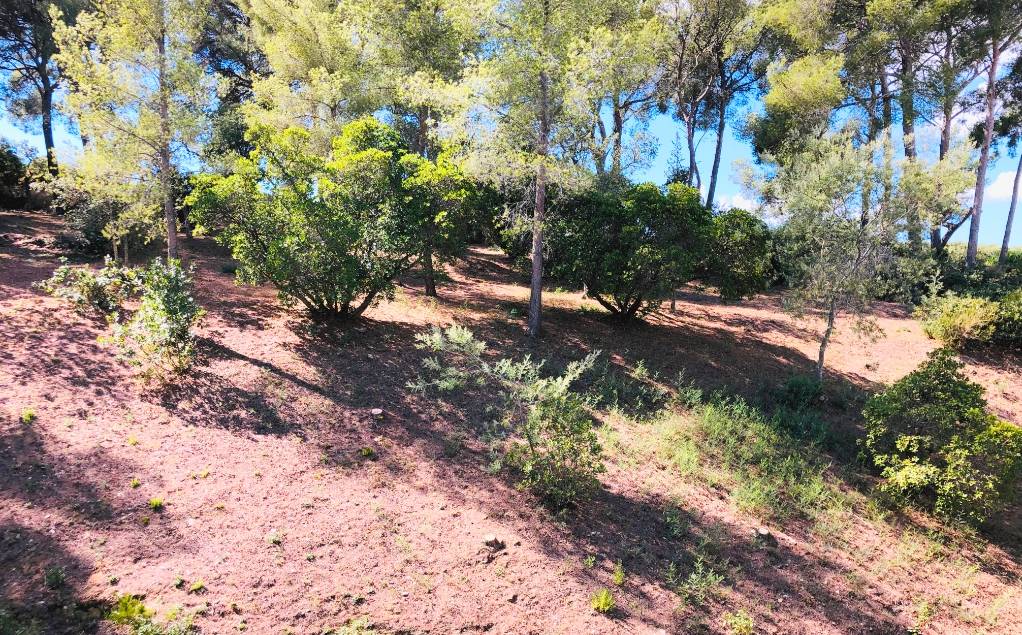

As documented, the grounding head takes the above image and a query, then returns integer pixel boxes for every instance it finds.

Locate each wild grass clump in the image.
[695,397,838,520]
[411,325,604,510]
[108,594,194,635]
[590,588,615,613]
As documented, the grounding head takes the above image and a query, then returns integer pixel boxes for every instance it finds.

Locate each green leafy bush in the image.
[994,289,1022,348]
[37,257,136,314]
[110,259,203,374]
[547,182,711,319]
[915,293,998,348]
[863,349,1022,524]
[704,208,772,301]
[412,325,605,509]
[188,118,469,319]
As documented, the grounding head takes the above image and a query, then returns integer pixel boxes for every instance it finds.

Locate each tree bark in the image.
[423,226,437,297]
[40,74,57,176]
[528,2,550,338]
[706,98,726,209]
[611,101,623,177]
[685,113,699,190]
[899,48,923,249]
[967,40,1002,269]
[816,297,837,383]
[999,151,1022,267]
[157,8,177,260]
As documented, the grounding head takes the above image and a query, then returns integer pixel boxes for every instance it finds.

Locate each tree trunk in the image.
[611,102,623,177]
[999,151,1022,267]
[899,49,923,249]
[685,113,699,190]
[423,230,437,297]
[528,4,550,338]
[157,12,178,260]
[706,98,726,209]
[967,40,1002,269]
[816,297,837,383]
[40,75,57,176]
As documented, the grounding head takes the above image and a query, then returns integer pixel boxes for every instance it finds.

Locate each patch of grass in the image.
[173,576,185,589]
[358,446,376,459]
[107,594,195,634]
[188,580,205,595]
[611,561,625,586]
[582,554,596,569]
[19,408,36,424]
[130,478,141,489]
[674,557,724,607]
[723,609,754,635]
[148,498,164,512]
[43,567,65,590]
[266,530,284,546]
[590,588,615,614]
[126,436,139,447]
[0,606,42,635]
[108,595,154,625]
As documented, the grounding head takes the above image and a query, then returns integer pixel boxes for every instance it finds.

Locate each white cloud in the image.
[716,192,757,211]
[986,169,1019,202]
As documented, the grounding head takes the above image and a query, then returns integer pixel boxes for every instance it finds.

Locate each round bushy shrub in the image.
[914,293,999,349]
[704,208,772,301]
[547,182,711,319]
[863,349,1022,524]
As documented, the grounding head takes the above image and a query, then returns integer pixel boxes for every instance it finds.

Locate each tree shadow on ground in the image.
[0,420,184,634]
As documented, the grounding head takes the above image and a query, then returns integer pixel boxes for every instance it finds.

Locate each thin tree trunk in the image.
[611,102,623,177]
[967,40,1002,268]
[999,151,1022,267]
[900,49,923,249]
[685,114,699,190]
[40,75,57,176]
[706,98,726,209]
[157,10,177,260]
[528,3,550,338]
[423,229,437,297]
[816,297,837,383]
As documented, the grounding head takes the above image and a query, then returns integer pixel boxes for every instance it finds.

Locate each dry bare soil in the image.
[1,209,1021,634]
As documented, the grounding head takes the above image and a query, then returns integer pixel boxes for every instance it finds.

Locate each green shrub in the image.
[863,349,1022,524]
[37,257,136,315]
[546,182,711,319]
[412,325,605,509]
[590,588,615,613]
[188,118,470,319]
[994,289,1022,347]
[704,208,772,301]
[111,259,203,375]
[915,293,999,348]
[773,374,823,411]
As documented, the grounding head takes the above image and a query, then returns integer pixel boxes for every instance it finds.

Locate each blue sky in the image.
[3,102,1019,247]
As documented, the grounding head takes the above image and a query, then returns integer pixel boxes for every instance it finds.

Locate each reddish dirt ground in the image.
[1,209,1021,634]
